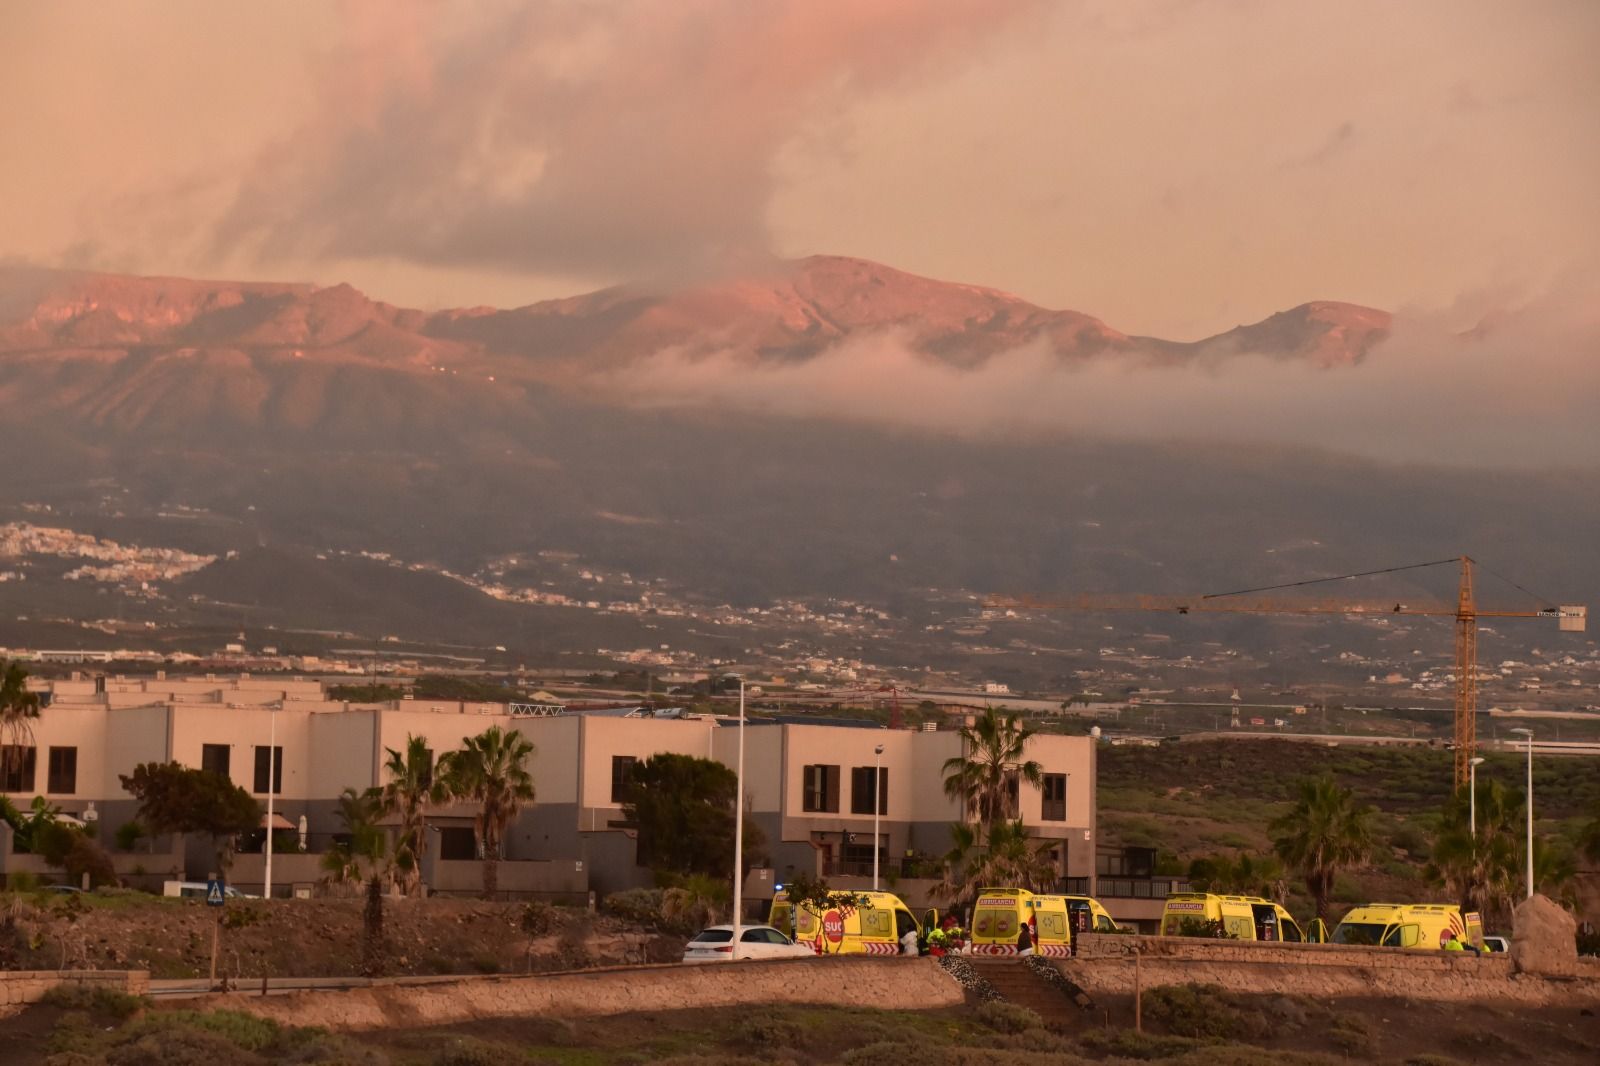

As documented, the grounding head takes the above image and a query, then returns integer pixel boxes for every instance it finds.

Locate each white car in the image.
[682,924,816,963]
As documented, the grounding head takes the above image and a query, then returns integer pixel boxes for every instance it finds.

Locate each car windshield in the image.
[1331,922,1387,946]
[690,929,734,944]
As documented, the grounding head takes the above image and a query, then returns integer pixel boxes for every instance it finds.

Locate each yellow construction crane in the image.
[987,556,1586,787]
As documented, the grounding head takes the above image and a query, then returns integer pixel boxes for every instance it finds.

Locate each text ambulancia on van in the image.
[769,889,932,956]
[969,888,1073,957]
[1330,904,1483,950]
[1160,892,1307,941]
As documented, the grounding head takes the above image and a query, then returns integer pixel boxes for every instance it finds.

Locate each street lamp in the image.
[872,744,884,891]
[732,681,747,946]
[264,705,277,901]
[1509,728,1534,899]
[1468,757,1485,838]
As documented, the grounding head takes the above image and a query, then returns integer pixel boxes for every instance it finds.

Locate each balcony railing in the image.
[1094,876,1192,899]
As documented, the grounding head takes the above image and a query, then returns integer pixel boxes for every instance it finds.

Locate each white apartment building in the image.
[3,675,1096,903]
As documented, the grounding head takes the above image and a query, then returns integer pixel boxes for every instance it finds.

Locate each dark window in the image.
[802,764,840,813]
[1041,773,1067,821]
[850,766,888,815]
[439,826,477,861]
[47,746,78,794]
[252,746,283,794]
[611,755,638,803]
[1,746,37,793]
[201,744,230,779]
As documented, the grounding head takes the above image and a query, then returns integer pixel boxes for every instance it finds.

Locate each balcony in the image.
[1094,876,1192,899]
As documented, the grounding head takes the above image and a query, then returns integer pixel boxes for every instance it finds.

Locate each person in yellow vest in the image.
[1442,932,1465,952]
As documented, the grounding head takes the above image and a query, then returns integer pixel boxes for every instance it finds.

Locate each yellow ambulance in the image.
[770,889,932,956]
[1064,895,1120,937]
[1330,903,1483,950]
[1159,892,1308,941]
[969,887,1074,957]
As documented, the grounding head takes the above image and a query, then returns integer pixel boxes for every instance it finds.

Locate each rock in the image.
[1510,894,1580,977]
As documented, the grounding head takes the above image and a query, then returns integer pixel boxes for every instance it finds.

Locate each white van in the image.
[161,880,254,900]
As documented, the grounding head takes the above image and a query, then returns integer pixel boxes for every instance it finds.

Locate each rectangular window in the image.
[253,745,283,794]
[200,743,230,779]
[0,745,37,793]
[1041,773,1067,821]
[611,755,638,803]
[47,746,78,795]
[801,764,840,813]
[850,766,888,815]
[439,826,477,861]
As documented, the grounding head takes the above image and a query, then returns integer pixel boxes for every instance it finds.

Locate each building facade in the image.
[3,675,1097,904]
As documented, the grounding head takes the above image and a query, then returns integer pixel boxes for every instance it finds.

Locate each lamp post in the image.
[264,706,276,901]
[732,681,746,947]
[1509,727,1534,899]
[1468,757,1485,838]
[872,743,884,891]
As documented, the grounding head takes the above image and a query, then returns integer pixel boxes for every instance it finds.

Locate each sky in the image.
[2,0,1596,341]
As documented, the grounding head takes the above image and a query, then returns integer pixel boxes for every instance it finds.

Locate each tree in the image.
[439,725,536,900]
[1270,776,1376,923]
[941,708,1042,842]
[622,753,762,879]
[1425,778,1522,922]
[376,735,448,896]
[1187,852,1289,903]
[118,761,261,872]
[320,787,389,976]
[1,659,42,786]
[933,820,1059,912]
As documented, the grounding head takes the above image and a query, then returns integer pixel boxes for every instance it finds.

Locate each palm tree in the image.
[321,786,389,976]
[933,820,1059,911]
[1270,776,1376,923]
[1425,778,1522,921]
[438,725,536,900]
[321,787,388,887]
[941,708,1042,842]
[377,735,448,896]
[1,659,42,788]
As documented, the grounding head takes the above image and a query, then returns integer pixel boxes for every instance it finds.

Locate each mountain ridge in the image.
[1,255,1392,376]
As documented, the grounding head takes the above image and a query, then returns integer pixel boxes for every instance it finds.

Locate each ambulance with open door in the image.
[968,887,1074,957]
[770,889,934,956]
[1160,892,1307,941]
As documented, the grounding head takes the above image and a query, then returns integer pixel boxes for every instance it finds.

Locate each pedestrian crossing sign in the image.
[206,879,226,907]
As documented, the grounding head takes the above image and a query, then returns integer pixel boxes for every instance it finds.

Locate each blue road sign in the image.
[206,879,226,907]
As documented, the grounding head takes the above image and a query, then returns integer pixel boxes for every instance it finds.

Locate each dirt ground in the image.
[0,892,683,979]
[2,983,1597,1066]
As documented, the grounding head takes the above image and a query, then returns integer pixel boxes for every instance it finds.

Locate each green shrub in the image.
[104,1025,266,1066]
[114,820,148,852]
[40,983,145,1020]
[123,1009,282,1052]
[734,1016,805,1051]
[973,1001,1042,1034]
[426,1036,515,1066]
[519,900,556,936]
[1077,1028,1202,1059]
[1327,1012,1375,1055]
[1142,984,1266,1041]
[602,887,665,926]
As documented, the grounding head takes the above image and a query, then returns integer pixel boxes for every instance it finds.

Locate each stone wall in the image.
[0,970,149,1007]
[221,957,964,1031]
[1065,933,1600,1006]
